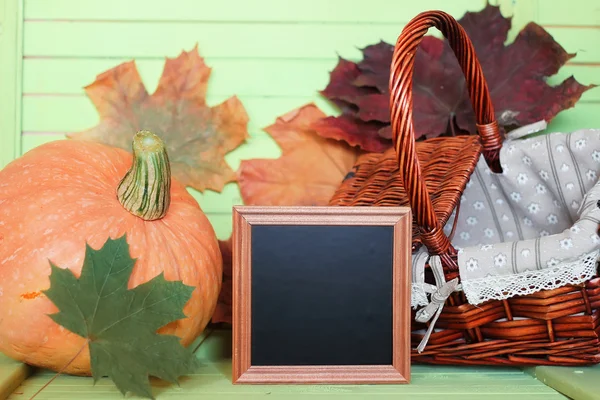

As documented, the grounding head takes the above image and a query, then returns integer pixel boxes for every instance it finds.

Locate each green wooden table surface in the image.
[529,365,600,400]
[0,330,576,400]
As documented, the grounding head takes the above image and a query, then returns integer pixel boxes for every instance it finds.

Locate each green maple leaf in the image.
[43,235,201,399]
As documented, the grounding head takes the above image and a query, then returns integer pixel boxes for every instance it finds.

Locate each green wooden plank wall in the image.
[3,0,600,239]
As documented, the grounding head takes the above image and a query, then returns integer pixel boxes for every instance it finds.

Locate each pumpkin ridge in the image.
[152,211,222,326]
[0,133,222,375]
[0,142,129,202]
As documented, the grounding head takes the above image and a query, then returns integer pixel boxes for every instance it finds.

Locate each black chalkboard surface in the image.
[232,206,411,385]
[251,224,393,366]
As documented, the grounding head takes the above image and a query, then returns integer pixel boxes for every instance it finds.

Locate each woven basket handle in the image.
[389,11,502,259]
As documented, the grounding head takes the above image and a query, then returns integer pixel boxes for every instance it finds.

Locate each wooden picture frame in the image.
[232,206,412,384]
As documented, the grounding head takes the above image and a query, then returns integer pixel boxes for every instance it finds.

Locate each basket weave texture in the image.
[328,10,600,366]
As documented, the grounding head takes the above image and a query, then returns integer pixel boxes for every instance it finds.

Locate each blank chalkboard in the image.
[232,206,411,385]
[251,224,393,366]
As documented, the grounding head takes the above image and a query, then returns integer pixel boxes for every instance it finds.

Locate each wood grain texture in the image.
[232,207,251,383]
[21,59,600,99]
[536,0,600,26]
[232,206,411,384]
[20,22,600,62]
[6,0,599,240]
[20,96,335,137]
[236,365,407,385]
[529,364,600,400]
[22,59,334,96]
[0,0,23,169]
[23,0,487,22]
[4,330,567,399]
[0,356,31,400]
[393,209,412,381]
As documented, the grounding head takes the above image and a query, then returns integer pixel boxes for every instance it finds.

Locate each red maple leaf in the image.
[314,3,596,152]
[69,45,250,193]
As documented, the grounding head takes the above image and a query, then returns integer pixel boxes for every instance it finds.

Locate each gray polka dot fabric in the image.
[440,128,600,305]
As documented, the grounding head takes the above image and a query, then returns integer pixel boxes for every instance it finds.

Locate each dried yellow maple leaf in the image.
[69,45,249,193]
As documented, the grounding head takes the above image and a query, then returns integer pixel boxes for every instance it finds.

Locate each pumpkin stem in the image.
[117,130,171,221]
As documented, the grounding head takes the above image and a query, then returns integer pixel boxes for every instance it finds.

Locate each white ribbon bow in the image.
[412,253,461,353]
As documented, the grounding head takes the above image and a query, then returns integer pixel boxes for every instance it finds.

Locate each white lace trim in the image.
[411,283,430,308]
[461,249,600,305]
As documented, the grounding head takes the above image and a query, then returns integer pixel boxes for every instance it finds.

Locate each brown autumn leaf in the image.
[237,104,361,206]
[69,45,250,193]
[314,3,596,152]
[211,237,232,325]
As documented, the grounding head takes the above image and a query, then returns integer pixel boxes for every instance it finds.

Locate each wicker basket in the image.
[329,10,600,366]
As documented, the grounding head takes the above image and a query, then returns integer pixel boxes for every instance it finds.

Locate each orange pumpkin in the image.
[0,131,222,375]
